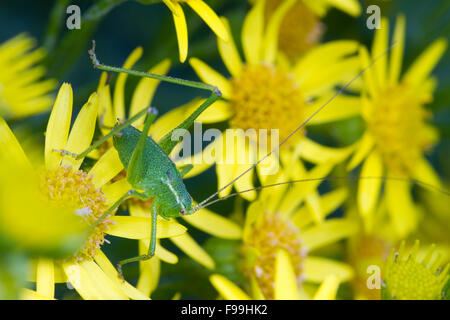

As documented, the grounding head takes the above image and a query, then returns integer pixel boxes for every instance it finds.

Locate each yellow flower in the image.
[210,257,342,300]
[383,240,449,300]
[209,162,358,300]
[258,0,361,60]
[0,83,189,300]
[160,0,229,62]
[0,155,88,257]
[0,34,55,118]
[94,47,242,297]
[347,16,447,237]
[167,0,360,201]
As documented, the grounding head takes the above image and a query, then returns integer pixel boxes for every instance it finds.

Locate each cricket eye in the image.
[179,208,187,215]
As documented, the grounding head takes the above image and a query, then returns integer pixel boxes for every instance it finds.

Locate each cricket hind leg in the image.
[117,203,158,279]
[53,106,158,160]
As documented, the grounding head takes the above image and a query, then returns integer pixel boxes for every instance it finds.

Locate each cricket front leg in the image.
[53,107,158,160]
[117,204,158,279]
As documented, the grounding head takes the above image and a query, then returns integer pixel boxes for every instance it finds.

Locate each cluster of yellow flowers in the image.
[0,0,448,300]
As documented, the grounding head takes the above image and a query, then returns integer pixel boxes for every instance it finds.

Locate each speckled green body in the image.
[113,126,192,219]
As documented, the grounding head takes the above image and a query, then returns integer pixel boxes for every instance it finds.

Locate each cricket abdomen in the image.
[113,125,192,218]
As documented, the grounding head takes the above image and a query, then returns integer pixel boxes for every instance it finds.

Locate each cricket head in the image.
[159,187,193,219]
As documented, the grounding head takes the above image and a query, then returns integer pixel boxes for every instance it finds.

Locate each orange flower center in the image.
[42,166,113,261]
[230,64,306,145]
[266,0,324,60]
[242,213,306,299]
[365,84,434,176]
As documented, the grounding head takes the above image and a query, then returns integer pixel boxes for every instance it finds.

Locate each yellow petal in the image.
[88,147,124,188]
[388,14,405,85]
[210,274,251,300]
[304,192,323,224]
[262,0,296,64]
[359,46,378,98]
[63,260,128,300]
[385,177,417,237]
[94,251,150,300]
[189,58,231,98]
[113,47,143,120]
[162,0,177,13]
[357,150,383,222]
[298,137,354,164]
[137,255,160,297]
[250,275,265,300]
[274,249,299,300]
[371,17,389,87]
[312,274,340,300]
[107,216,187,239]
[347,132,374,171]
[301,56,360,96]
[151,104,193,141]
[171,2,188,63]
[29,261,67,283]
[0,117,30,169]
[324,0,361,16]
[306,94,361,125]
[304,257,354,283]
[98,83,115,136]
[61,92,99,170]
[20,289,53,300]
[292,188,348,228]
[187,0,229,41]
[242,0,264,64]
[234,163,257,201]
[36,258,54,298]
[182,207,242,239]
[97,71,108,90]
[155,242,179,264]
[185,98,232,123]
[45,83,73,169]
[175,146,216,179]
[129,202,149,218]
[413,156,442,190]
[129,59,171,127]
[302,218,359,251]
[169,233,215,269]
[294,40,359,84]
[102,178,131,206]
[215,134,238,198]
[403,38,447,86]
[218,17,242,77]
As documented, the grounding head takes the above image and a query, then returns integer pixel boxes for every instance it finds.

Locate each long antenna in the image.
[196,176,450,211]
[194,42,397,211]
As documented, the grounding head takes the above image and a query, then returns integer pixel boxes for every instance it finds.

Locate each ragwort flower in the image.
[347,16,447,237]
[167,0,360,202]
[0,34,55,118]
[0,84,187,299]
